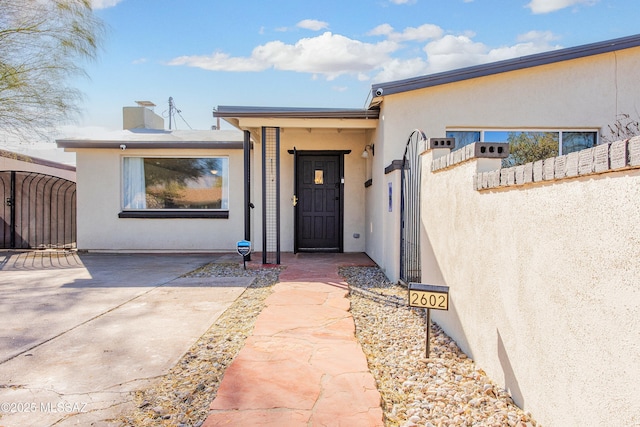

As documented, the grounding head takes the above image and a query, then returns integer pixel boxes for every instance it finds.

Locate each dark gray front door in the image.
[295,153,343,252]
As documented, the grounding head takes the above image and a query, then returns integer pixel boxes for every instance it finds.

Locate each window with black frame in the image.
[120,157,229,218]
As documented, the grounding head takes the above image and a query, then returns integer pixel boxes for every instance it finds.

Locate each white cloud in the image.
[369,23,443,42]
[169,32,399,80]
[372,57,430,83]
[389,0,416,4]
[396,24,444,42]
[169,25,562,85]
[169,51,267,72]
[91,0,124,9]
[526,0,597,14]
[256,33,399,80]
[485,40,562,62]
[517,30,559,42]
[296,19,329,31]
[368,24,394,37]
[421,32,561,74]
[422,35,489,73]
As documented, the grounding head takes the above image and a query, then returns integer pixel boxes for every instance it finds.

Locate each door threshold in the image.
[296,248,340,253]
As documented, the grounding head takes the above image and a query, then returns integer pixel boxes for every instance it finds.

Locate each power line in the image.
[165,97,193,130]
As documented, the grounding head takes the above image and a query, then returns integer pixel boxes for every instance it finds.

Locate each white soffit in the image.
[236,117,378,129]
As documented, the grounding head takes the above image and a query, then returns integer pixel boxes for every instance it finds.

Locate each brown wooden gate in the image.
[0,171,76,249]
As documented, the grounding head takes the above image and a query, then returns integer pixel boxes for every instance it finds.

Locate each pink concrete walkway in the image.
[203,253,384,427]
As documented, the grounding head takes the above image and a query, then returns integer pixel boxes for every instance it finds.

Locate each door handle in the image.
[292,195,298,206]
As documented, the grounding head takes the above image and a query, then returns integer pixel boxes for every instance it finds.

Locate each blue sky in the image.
[66,0,638,133]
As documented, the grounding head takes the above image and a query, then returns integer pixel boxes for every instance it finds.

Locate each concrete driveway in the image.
[0,251,251,427]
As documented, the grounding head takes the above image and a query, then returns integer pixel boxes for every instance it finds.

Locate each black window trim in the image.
[118,210,229,219]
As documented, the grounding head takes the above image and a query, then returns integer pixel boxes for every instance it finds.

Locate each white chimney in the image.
[123,101,165,130]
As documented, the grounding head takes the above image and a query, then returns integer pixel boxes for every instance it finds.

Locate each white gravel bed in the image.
[341,266,539,427]
[119,262,538,427]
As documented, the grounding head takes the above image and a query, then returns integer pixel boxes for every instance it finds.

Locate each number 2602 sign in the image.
[408,283,449,310]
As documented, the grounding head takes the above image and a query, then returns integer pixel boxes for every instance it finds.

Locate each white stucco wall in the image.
[421,150,640,426]
[73,148,244,251]
[250,128,369,253]
[369,46,640,282]
[69,126,369,253]
[364,124,386,267]
[363,116,407,279]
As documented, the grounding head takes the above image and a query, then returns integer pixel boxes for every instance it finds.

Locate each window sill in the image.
[118,210,229,219]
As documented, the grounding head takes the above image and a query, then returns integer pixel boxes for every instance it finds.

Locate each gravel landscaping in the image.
[342,266,538,427]
[118,262,538,427]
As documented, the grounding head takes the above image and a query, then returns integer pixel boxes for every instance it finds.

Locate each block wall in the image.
[420,137,640,427]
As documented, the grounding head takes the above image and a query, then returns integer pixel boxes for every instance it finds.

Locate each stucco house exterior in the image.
[57,34,640,265]
[57,34,640,425]
[57,105,246,251]
[209,34,640,279]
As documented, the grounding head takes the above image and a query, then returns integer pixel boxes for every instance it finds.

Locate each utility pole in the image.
[168,97,174,130]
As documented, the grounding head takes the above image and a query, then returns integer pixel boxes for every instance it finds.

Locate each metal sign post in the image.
[426,307,431,359]
[408,283,450,358]
[236,240,251,270]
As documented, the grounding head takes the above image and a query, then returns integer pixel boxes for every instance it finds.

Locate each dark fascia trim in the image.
[287,149,352,155]
[215,106,379,120]
[57,141,244,150]
[384,160,404,174]
[364,179,373,188]
[118,210,229,219]
[371,33,640,97]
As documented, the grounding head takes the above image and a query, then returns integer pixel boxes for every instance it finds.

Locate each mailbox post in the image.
[236,240,251,270]
[408,283,450,358]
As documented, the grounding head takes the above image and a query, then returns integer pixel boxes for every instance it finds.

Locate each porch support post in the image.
[9,171,16,248]
[261,127,281,264]
[243,130,251,260]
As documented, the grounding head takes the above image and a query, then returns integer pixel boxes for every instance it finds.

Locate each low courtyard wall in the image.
[420,136,640,426]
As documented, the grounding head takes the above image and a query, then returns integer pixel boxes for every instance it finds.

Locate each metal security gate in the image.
[400,130,426,284]
[0,171,76,249]
[262,127,280,264]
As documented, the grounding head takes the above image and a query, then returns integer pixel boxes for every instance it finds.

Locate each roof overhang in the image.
[56,129,244,150]
[214,106,379,131]
[57,140,244,150]
[369,33,640,101]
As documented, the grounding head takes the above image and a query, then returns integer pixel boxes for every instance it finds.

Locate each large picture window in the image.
[121,157,229,218]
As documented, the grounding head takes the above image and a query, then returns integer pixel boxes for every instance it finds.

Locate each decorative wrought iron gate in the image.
[0,171,76,249]
[400,130,426,284]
